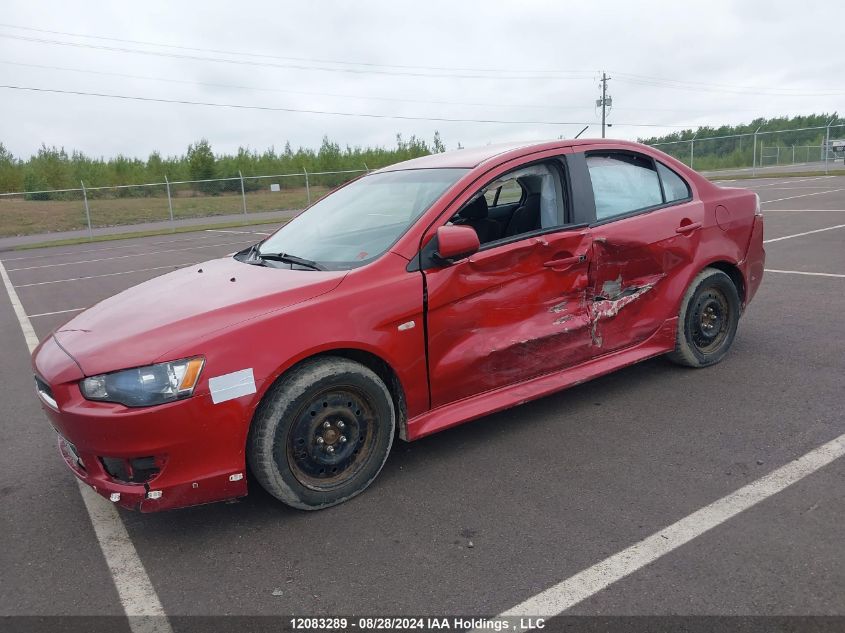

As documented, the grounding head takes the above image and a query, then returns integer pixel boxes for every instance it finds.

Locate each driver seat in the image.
[456,196,501,244]
[504,193,541,237]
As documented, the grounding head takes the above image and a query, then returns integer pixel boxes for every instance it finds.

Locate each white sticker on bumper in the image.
[208,368,257,404]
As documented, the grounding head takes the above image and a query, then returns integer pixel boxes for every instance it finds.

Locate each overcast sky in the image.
[1,1,842,160]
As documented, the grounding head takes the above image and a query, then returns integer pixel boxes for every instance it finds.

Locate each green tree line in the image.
[0,132,447,198]
[639,113,841,170]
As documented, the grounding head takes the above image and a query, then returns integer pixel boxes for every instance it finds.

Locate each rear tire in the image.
[248,357,395,510]
[668,267,740,368]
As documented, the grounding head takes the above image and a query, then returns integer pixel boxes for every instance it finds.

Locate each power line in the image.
[612,71,845,94]
[0,83,591,125]
[0,59,780,119]
[613,74,845,97]
[1,59,765,115]
[0,59,597,112]
[0,22,597,77]
[0,33,592,81]
[1,23,838,95]
[0,83,693,128]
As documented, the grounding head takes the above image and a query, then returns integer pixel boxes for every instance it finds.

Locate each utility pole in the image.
[690,131,699,169]
[596,72,612,138]
[825,117,836,175]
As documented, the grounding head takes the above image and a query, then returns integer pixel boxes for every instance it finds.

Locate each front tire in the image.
[668,267,741,368]
[248,357,395,510]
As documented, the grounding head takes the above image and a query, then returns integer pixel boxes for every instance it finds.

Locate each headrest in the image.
[521,192,541,207]
[519,175,543,195]
[459,195,488,220]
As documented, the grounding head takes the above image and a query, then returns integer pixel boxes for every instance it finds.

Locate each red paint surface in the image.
[434,224,481,260]
[32,139,764,511]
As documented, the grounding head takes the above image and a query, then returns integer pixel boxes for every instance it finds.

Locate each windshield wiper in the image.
[237,243,267,266]
[258,252,327,271]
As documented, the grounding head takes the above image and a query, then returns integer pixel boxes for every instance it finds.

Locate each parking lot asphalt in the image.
[1,182,843,625]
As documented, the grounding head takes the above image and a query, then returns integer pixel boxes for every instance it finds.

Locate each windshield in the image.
[257,168,467,269]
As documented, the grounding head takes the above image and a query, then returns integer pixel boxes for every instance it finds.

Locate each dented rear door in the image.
[575,148,705,354]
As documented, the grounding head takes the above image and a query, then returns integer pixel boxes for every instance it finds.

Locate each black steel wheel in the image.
[690,288,731,354]
[668,267,741,368]
[248,357,395,510]
[287,387,377,490]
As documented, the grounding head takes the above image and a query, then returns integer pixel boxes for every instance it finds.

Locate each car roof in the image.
[375,138,643,171]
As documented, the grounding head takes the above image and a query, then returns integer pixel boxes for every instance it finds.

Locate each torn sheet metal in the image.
[588,265,666,349]
[209,368,257,404]
[592,284,655,320]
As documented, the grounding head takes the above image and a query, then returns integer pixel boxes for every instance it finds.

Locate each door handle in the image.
[675,222,702,234]
[543,253,587,269]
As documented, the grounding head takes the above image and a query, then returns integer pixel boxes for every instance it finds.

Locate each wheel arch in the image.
[252,347,410,443]
[704,260,746,308]
[321,349,409,441]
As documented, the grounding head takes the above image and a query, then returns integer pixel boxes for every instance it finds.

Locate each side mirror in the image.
[435,225,480,263]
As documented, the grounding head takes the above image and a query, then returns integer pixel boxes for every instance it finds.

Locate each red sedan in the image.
[32,139,765,512]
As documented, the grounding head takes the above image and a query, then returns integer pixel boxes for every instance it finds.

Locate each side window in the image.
[656,162,691,202]
[483,188,499,206]
[483,179,523,207]
[494,179,523,206]
[450,162,567,246]
[586,153,663,221]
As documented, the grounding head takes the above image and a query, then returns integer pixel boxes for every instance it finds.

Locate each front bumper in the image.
[35,348,255,512]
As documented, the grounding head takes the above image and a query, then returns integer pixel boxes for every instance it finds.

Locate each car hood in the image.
[52,257,347,376]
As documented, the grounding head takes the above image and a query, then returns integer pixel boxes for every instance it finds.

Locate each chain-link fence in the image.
[0,168,367,238]
[4,122,845,240]
[646,123,845,174]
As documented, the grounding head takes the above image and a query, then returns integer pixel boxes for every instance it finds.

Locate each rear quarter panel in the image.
[635,147,761,310]
[696,182,762,306]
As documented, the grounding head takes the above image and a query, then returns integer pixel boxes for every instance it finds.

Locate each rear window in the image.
[657,162,691,202]
[586,153,663,220]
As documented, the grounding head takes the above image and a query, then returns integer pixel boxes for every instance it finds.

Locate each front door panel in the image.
[425,229,593,409]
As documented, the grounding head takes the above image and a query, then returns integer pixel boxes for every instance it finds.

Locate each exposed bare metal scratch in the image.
[592,285,654,320]
[589,284,655,346]
[590,319,603,347]
[550,301,568,313]
[554,315,574,325]
[601,275,622,297]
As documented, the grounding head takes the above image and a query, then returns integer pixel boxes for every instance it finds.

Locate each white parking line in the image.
[763,209,845,213]
[205,228,272,236]
[765,269,845,279]
[0,234,221,263]
[758,186,841,190]
[0,259,172,633]
[743,176,835,189]
[763,224,845,243]
[28,307,87,318]
[761,187,845,205]
[487,432,845,618]
[14,263,197,288]
[5,239,250,272]
[0,260,39,350]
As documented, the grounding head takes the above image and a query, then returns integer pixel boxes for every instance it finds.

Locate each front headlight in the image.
[80,357,205,407]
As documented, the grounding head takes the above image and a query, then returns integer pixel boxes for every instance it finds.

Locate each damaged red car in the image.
[32,139,765,512]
